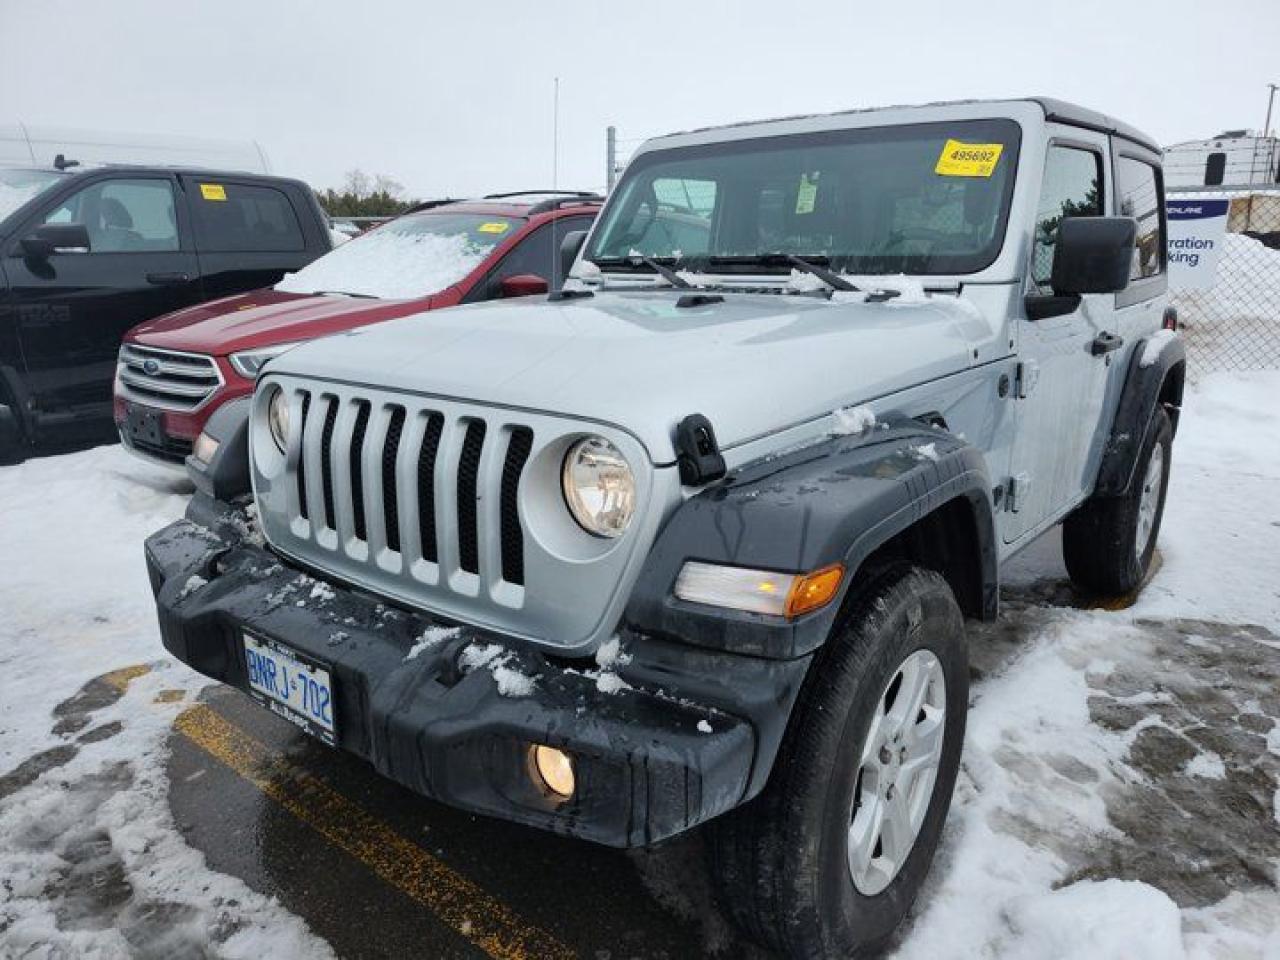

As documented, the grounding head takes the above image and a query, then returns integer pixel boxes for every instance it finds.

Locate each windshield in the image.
[0,168,64,223]
[275,212,521,299]
[586,119,1021,276]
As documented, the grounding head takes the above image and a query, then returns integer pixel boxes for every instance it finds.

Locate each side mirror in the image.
[1050,217,1135,295]
[559,230,588,281]
[499,274,549,298]
[20,223,91,260]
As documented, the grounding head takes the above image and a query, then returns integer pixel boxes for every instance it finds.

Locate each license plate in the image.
[243,633,337,745]
[125,403,164,446]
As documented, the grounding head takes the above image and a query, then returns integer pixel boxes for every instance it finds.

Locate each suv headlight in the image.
[229,342,301,379]
[562,436,635,538]
[267,387,290,452]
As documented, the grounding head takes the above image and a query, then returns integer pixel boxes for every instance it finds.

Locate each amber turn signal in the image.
[784,563,845,618]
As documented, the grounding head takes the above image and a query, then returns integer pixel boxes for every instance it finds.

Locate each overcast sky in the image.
[2,0,1277,199]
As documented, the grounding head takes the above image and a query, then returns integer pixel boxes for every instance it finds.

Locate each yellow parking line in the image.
[102,664,151,691]
[173,703,575,960]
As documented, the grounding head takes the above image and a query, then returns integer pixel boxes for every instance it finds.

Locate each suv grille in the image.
[118,345,222,411]
[287,389,532,590]
[254,376,660,653]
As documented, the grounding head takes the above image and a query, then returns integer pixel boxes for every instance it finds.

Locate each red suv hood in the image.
[127,289,435,356]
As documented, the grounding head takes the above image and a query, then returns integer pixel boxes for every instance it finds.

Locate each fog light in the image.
[531,744,575,798]
[192,432,219,464]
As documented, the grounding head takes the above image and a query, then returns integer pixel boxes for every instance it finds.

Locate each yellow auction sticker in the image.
[935,140,1004,177]
[477,222,510,234]
[200,183,228,201]
[795,173,819,214]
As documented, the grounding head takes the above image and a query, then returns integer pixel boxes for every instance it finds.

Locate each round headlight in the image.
[562,436,635,538]
[267,387,290,452]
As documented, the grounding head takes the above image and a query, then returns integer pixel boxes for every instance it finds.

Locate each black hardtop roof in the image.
[657,96,1161,156]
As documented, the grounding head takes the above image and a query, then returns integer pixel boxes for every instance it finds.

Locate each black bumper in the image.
[146,495,811,847]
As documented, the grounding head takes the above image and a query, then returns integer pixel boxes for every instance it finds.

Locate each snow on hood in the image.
[275,230,488,300]
[269,288,989,464]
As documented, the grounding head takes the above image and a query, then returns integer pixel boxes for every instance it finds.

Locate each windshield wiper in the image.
[314,290,377,299]
[695,254,860,293]
[591,255,691,289]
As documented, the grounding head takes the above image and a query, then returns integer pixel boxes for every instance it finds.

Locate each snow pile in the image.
[832,404,876,436]
[276,230,489,300]
[404,626,460,661]
[457,643,536,697]
[1139,327,1178,368]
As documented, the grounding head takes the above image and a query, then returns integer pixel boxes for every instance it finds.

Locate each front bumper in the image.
[146,495,810,847]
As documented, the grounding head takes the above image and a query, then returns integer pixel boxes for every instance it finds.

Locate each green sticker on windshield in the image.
[795,173,819,215]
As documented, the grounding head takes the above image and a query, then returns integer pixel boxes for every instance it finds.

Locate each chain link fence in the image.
[1169,190,1280,376]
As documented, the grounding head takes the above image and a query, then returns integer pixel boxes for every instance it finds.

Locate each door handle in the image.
[1090,331,1124,356]
[146,272,192,285]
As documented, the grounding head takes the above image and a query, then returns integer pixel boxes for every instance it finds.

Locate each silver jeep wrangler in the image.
[147,96,1184,957]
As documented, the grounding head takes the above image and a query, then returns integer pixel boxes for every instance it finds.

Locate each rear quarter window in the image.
[190,182,305,253]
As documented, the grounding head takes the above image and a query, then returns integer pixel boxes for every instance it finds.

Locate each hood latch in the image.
[675,414,726,486]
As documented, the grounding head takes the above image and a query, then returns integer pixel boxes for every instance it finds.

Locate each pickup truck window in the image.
[587,119,1021,275]
[0,168,63,222]
[190,182,304,253]
[44,178,179,253]
[1032,146,1103,290]
[1116,157,1164,280]
[275,212,520,300]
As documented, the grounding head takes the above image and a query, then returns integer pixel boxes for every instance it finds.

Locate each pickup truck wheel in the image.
[1063,407,1173,597]
[707,566,967,959]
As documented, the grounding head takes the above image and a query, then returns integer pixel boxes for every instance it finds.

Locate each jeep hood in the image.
[270,289,989,464]
[128,289,430,355]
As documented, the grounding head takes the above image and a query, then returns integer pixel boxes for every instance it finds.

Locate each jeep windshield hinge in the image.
[675,414,726,486]
[1014,361,1039,399]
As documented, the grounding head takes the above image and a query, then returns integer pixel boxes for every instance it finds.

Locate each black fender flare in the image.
[186,396,252,501]
[1093,334,1186,498]
[624,420,998,659]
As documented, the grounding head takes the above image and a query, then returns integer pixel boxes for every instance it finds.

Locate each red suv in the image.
[114,191,600,466]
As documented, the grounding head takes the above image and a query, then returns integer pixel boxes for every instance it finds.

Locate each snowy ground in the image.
[1,370,1278,958]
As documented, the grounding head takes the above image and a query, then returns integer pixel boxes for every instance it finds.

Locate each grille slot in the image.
[350,401,371,541]
[319,398,338,531]
[296,393,311,521]
[117,344,222,411]
[456,420,487,575]
[382,407,406,553]
[417,413,445,563]
[500,428,533,585]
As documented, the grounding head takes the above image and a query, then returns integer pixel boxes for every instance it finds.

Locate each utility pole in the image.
[552,77,560,189]
[605,126,617,193]
[1265,83,1278,138]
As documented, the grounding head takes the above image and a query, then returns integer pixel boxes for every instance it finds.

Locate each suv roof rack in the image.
[526,195,604,216]
[483,189,599,199]
[406,197,463,213]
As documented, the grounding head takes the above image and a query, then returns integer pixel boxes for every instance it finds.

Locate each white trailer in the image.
[1164,130,1280,190]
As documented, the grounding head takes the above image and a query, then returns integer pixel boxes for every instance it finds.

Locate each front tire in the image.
[1063,407,1173,597]
[708,566,968,959]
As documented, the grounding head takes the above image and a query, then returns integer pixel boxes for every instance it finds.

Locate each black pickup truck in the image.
[0,164,332,460]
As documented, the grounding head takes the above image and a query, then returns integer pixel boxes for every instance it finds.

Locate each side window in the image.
[1116,157,1164,280]
[1204,152,1226,187]
[189,182,304,253]
[44,178,178,253]
[1032,146,1103,291]
[491,225,556,287]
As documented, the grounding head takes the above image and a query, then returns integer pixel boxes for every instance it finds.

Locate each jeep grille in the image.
[251,377,665,653]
